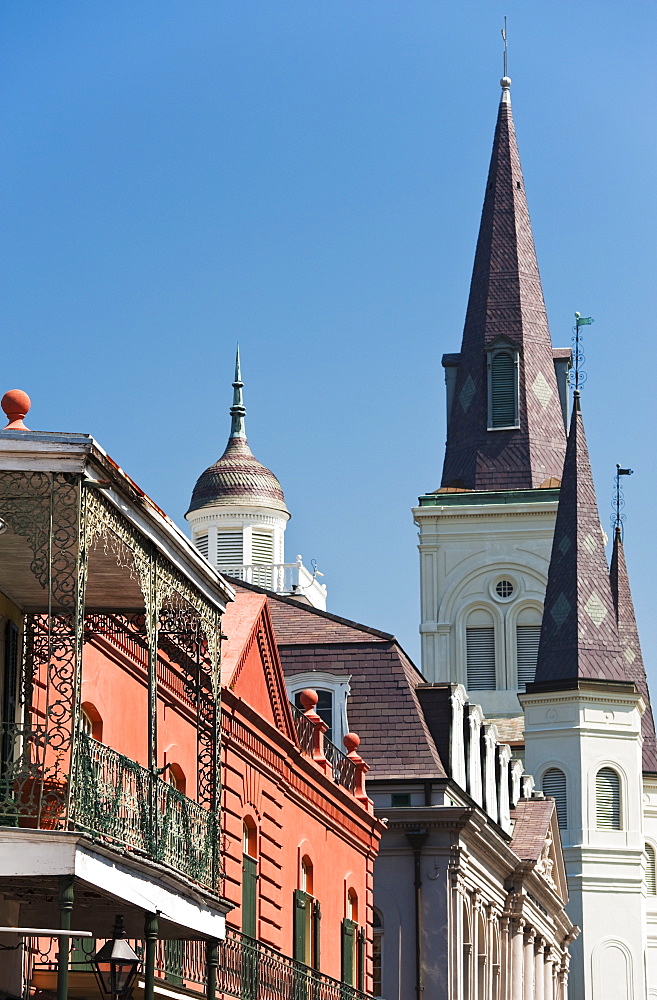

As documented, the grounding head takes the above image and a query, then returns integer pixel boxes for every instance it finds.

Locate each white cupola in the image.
[186,349,326,610]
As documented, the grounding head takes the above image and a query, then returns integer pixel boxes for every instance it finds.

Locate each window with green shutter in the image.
[488,349,519,429]
[294,889,310,964]
[242,853,258,938]
[312,899,321,970]
[341,918,357,985]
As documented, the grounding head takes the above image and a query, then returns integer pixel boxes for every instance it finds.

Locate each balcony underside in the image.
[0,829,228,939]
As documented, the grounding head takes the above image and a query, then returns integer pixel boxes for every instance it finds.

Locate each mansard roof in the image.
[610,528,657,773]
[440,81,567,492]
[533,396,625,685]
[232,580,448,780]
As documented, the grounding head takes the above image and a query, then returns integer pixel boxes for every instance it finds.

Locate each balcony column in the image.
[56,875,74,1000]
[143,911,158,1000]
[206,939,218,1000]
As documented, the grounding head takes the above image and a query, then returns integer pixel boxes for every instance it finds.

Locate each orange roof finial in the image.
[1,389,31,430]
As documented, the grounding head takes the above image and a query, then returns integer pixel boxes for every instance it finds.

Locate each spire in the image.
[534,394,625,685]
[441,79,567,491]
[610,526,657,772]
[230,346,246,439]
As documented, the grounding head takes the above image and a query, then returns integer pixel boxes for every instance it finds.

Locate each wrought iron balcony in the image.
[0,725,219,890]
[29,928,376,1000]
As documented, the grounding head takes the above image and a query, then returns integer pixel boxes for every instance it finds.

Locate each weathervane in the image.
[501,17,508,78]
[570,312,594,392]
[612,464,634,538]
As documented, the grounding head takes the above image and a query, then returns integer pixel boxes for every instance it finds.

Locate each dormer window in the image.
[287,672,350,751]
[487,342,520,430]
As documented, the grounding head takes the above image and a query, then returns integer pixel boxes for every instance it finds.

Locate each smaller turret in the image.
[186,350,326,610]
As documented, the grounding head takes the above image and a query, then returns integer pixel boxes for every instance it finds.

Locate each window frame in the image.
[486,342,520,431]
[287,673,351,752]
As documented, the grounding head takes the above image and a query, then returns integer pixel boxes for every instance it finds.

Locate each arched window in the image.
[242,819,258,938]
[167,763,186,795]
[516,608,542,689]
[372,909,383,998]
[294,856,320,970]
[542,768,567,829]
[466,609,496,691]
[80,703,102,742]
[646,844,656,895]
[342,890,364,989]
[462,898,471,998]
[488,349,519,429]
[596,767,621,829]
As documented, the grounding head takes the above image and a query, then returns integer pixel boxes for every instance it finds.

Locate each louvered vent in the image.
[252,531,274,563]
[217,531,243,566]
[646,845,657,895]
[490,351,517,428]
[466,627,495,690]
[516,625,541,689]
[596,767,621,830]
[195,533,209,558]
[542,768,567,829]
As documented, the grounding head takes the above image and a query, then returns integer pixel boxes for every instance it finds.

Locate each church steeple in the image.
[610,526,657,772]
[533,394,625,685]
[441,78,567,491]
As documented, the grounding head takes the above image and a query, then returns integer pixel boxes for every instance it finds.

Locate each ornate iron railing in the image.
[76,732,218,887]
[28,930,377,1000]
[290,706,357,794]
[219,927,372,1000]
[0,725,218,889]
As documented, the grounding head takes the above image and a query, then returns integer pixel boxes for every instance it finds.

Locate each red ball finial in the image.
[343,732,361,753]
[299,689,318,711]
[1,390,31,430]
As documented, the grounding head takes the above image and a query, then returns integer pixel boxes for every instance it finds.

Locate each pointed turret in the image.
[229,346,247,439]
[610,527,657,772]
[533,394,625,684]
[441,78,567,491]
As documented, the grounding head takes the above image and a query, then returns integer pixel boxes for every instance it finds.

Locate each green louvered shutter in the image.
[490,351,517,427]
[312,899,321,970]
[357,926,366,991]
[341,918,356,985]
[242,854,258,938]
[294,889,308,963]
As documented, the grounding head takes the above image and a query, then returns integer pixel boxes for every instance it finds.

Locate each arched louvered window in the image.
[646,844,657,895]
[596,767,621,829]
[488,350,519,429]
[542,768,567,829]
[466,610,496,691]
[516,612,542,689]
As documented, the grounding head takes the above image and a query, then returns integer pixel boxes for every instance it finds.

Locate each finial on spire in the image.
[570,312,594,393]
[500,18,511,102]
[612,463,634,538]
[229,346,247,439]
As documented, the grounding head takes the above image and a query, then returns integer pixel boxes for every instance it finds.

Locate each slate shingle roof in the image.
[441,85,567,492]
[510,797,555,861]
[188,435,289,515]
[610,528,657,773]
[534,397,625,684]
[233,582,448,780]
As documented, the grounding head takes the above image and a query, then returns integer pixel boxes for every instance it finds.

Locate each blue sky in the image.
[1,2,656,675]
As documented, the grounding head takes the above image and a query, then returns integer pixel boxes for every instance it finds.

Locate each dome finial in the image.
[2,389,31,430]
[230,345,247,439]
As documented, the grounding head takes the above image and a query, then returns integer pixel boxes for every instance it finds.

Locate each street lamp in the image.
[92,915,141,1000]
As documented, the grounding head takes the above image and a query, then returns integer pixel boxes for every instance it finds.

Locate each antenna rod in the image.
[501,17,508,78]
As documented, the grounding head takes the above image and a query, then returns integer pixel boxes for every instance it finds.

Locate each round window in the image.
[495,579,514,599]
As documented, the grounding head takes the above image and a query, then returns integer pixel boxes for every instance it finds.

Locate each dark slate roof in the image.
[440,83,567,492]
[187,435,289,516]
[534,397,625,684]
[610,528,657,773]
[232,582,448,780]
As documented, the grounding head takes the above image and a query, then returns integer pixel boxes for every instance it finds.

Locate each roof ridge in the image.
[232,579,396,641]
